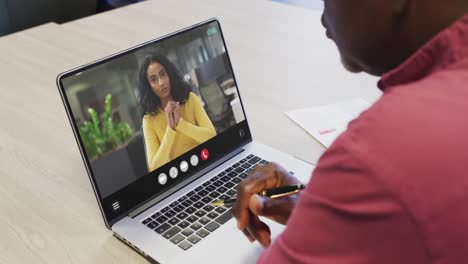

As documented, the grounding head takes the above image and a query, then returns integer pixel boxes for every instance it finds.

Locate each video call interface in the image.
[61,22,245,199]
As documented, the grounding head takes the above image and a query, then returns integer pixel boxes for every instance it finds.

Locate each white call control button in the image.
[169,167,178,179]
[180,161,189,172]
[190,155,199,166]
[158,173,168,185]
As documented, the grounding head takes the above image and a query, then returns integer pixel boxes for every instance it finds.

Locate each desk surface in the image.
[0,0,380,262]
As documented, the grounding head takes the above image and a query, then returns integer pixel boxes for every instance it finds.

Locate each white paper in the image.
[286,98,371,148]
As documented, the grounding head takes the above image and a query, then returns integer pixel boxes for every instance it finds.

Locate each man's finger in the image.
[246,212,271,248]
[234,170,277,230]
[242,229,254,243]
[249,194,296,224]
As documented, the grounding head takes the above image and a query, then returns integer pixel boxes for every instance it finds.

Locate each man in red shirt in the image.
[233,1,468,263]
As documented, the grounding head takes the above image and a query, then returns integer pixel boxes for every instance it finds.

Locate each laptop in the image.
[57,18,314,263]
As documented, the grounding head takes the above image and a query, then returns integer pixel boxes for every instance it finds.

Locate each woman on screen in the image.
[138,53,216,172]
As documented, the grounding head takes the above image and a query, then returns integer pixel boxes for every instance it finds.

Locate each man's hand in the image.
[232,162,302,248]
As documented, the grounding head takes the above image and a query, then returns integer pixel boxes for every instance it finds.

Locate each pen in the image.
[210,184,306,207]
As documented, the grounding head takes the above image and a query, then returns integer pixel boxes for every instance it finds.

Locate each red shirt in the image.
[259,14,468,264]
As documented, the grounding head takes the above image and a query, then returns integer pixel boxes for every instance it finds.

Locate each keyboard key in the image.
[197,190,208,197]
[182,200,193,207]
[195,186,203,192]
[234,167,244,173]
[176,212,189,220]
[205,185,215,192]
[165,210,177,218]
[228,172,238,177]
[259,159,268,165]
[205,221,220,232]
[190,223,203,231]
[185,207,196,214]
[195,210,207,217]
[208,191,221,199]
[151,212,161,219]
[202,181,211,187]
[240,158,247,163]
[170,234,185,245]
[178,221,190,229]
[163,226,181,239]
[201,197,212,204]
[173,205,185,212]
[203,205,215,212]
[215,210,233,225]
[147,221,158,229]
[187,191,195,197]
[212,180,223,187]
[218,194,230,201]
[246,154,254,159]
[241,163,251,169]
[187,235,201,244]
[248,157,261,164]
[169,201,178,207]
[199,217,211,225]
[224,182,235,189]
[225,167,233,172]
[215,207,227,214]
[178,240,192,251]
[168,218,180,225]
[231,177,242,184]
[207,212,219,219]
[177,196,187,202]
[186,215,199,223]
[218,171,226,176]
[232,162,240,168]
[189,195,201,202]
[193,202,205,209]
[227,189,237,196]
[143,218,152,225]
[196,229,210,238]
[217,186,228,193]
[181,228,194,237]
[220,176,231,182]
[161,207,170,213]
[238,173,248,179]
[156,216,168,224]
[155,223,171,234]
[246,168,254,174]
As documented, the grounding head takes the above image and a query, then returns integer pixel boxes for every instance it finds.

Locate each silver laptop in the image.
[57,19,314,264]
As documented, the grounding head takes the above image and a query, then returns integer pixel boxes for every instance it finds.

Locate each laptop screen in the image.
[58,20,251,225]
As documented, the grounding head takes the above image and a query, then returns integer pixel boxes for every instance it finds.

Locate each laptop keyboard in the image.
[141,154,267,251]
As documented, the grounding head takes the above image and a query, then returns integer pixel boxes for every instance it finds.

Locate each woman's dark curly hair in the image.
[137,53,191,116]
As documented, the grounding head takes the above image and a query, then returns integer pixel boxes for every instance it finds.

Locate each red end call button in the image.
[201,149,209,160]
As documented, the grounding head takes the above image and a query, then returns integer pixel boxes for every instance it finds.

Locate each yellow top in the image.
[142,92,216,171]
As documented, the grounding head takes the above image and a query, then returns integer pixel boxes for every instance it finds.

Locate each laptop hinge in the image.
[127,146,245,218]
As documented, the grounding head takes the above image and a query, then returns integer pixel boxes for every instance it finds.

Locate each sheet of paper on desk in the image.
[286,98,371,148]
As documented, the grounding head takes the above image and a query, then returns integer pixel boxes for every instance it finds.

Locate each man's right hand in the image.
[232,162,302,248]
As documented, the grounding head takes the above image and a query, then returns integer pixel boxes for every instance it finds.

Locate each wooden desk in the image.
[0,1,380,263]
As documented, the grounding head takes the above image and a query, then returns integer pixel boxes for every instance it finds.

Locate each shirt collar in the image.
[378,14,468,92]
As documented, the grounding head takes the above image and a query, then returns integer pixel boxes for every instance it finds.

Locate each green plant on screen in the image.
[78,94,133,159]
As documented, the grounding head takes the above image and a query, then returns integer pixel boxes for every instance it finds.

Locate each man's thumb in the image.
[249,194,290,217]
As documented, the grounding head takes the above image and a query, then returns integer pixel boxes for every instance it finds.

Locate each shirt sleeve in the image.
[175,94,216,143]
[257,138,429,264]
[142,117,176,172]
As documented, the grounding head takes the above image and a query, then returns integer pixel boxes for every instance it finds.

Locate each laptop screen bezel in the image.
[56,18,252,228]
